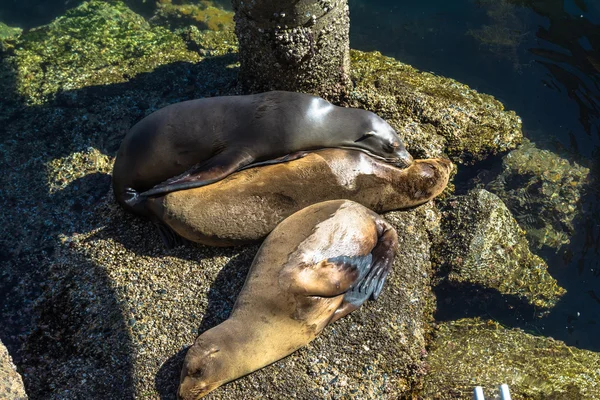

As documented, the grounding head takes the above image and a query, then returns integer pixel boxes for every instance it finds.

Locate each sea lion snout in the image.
[178,342,223,400]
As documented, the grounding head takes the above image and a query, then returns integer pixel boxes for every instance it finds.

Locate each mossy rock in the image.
[348,51,523,164]
[11,0,201,104]
[433,189,565,309]
[484,138,590,249]
[423,318,600,399]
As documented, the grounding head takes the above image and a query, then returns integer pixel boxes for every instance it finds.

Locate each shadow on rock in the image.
[154,247,257,400]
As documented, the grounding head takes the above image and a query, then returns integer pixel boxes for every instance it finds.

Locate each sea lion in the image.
[178,200,398,399]
[112,91,413,216]
[143,149,452,247]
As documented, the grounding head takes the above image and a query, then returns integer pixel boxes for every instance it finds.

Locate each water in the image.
[350,0,600,350]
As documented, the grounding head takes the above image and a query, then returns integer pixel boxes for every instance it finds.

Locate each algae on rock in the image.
[423,318,600,399]
[347,51,523,165]
[433,189,565,309]
[11,0,201,105]
[483,138,590,249]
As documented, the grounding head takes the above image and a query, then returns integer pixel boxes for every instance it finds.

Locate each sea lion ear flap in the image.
[354,131,376,143]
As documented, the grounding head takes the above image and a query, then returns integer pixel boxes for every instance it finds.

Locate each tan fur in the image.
[178,200,397,399]
[144,149,451,246]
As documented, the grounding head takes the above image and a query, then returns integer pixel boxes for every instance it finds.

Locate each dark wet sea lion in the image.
[112,91,413,216]
[143,149,452,246]
[177,200,398,399]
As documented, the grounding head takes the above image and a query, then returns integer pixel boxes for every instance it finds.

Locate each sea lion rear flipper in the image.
[237,151,310,171]
[329,220,397,323]
[286,254,373,298]
[154,222,186,249]
[140,150,255,198]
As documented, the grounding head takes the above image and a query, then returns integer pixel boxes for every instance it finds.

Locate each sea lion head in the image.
[351,112,414,168]
[178,341,226,400]
[399,158,453,202]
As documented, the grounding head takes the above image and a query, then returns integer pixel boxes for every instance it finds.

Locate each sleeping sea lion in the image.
[178,200,398,399]
[112,91,413,216]
[143,149,452,246]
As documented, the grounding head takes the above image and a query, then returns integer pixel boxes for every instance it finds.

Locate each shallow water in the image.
[350,0,600,350]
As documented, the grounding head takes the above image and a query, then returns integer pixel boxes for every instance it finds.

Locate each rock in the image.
[432,189,565,309]
[9,0,201,105]
[15,200,438,399]
[423,318,600,399]
[150,0,234,32]
[347,51,523,164]
[0,341,27,399]
[0,22,22,41]
[482,138,590,250]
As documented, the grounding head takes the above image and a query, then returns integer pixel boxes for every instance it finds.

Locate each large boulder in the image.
[423,318,600,399]
[481,138,590,249]
[432,189,565,309]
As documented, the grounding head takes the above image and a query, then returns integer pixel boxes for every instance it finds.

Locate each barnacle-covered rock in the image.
[483,138,590,249]
[423,318,600,399]
[432,189,565,309]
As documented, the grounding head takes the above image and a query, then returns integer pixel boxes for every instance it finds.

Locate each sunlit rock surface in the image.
[347,51,523,164]
[432,189,565,309]
[0,341,27,400]
[483,138,590,250]
[423,318,600,399]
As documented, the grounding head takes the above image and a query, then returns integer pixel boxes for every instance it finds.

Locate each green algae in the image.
[423,318,600,399]
[483,138,590,249]
[348,51,523,165]
[0,22,22,40]
[433,189,565,309]
[12,0,200,105]
[151,0,234,31]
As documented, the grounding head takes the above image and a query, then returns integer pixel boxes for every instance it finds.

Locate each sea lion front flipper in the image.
[140,150,255,198]
[237,151,310,171]
[285,254,373,298]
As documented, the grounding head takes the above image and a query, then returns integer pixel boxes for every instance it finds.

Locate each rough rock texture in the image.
[232,0,352,99]
[432,189,565,309]
[20,198,439,399]
[0,342,27,400]
[0,1,551,398]
[150,0,234,31]
[11,0,201,105]
[347,51,523,164]
[480,138,590,249]
[0,22,21,40]
[423,318,600,399]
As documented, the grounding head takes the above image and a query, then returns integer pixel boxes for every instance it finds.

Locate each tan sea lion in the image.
[178,200,398,399]
[112,91,413,216]
[143,148,452,246]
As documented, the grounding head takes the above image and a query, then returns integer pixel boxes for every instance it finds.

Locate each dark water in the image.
[351,0,600,351]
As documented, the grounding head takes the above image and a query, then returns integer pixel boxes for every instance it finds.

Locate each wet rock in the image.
[432,189,565,309]
[0,22,22,41]
[347,51,523,165]
[423,318,600,399]
[482,138,590,250]
[0,341,27,399]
